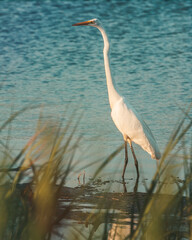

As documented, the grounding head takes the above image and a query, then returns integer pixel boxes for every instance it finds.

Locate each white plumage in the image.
[111,97,161,160]
[73,18,161,179]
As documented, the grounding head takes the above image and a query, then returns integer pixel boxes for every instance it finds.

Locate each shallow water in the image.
[10,179,188,240]
[0,1,191,180]
[40,179,189,239]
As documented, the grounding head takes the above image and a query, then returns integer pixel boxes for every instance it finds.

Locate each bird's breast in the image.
[111,98,143,139]
[111,98,161,160]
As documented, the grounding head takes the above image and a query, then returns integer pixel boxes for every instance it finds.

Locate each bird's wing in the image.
[111,97,161,159]
[111,97,144,139]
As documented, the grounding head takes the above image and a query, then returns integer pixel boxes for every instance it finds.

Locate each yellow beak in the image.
[72,20,91,26]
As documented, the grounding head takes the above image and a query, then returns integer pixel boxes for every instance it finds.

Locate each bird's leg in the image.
[122,139,128,179]
[128,139,140,179]
[133,177,139,193]
[122,178,127,193]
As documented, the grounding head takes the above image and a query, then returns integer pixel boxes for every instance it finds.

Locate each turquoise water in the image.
[0,1,191,180]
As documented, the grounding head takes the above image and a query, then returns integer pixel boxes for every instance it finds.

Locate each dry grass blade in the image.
[0,105,40,133]
[130,106,192,240]
[92,144,124,179]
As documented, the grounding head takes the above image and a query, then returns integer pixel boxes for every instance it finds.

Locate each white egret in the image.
[73,19,161,179]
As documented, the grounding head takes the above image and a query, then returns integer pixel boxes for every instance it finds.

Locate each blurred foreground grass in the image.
[0,105,191,240]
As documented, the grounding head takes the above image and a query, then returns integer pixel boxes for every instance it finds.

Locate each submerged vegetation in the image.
[0,105,191,239]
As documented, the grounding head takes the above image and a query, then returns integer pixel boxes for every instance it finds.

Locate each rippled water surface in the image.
[0,1,191,179]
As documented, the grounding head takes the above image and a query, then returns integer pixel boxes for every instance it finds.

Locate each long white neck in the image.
[96,25,121,109]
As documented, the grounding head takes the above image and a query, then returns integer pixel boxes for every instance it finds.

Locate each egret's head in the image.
[72,18,101,28]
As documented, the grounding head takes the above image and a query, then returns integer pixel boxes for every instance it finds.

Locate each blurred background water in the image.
[0,0,191,182]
